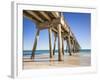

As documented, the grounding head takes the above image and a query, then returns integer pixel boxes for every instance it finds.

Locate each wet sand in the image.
[23,53,91,69]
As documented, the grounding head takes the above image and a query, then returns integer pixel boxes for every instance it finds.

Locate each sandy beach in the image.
[23,52,91,69]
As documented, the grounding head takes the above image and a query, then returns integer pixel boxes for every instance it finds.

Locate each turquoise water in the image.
[23,49,91,57]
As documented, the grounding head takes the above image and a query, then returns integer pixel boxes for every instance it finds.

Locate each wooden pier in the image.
[23,10,81,61]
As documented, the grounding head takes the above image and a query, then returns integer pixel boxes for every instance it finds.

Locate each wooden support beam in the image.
[66,39,68,53]
[37,18,60,29]
[37,21,50,30]
[75,41,79,52]
[74,40,77,53]
[51,12,60,18]
[75,41,77,52]
[52,27,58,33]
[60,16,69,32]
[66,35,72,56]
[39,12,51,21]
[58,24,63,61]
[76,45,78,52]
[23,11,38,23]
[62,23,69,33]
[31,29,40,59]
[76,44,78,52]
[37,19,64,32]
[53,33,57,55]
[48,28,53,58]
[63,32,68,38]
[62,37,64,55]
[72,40,75,53]
[27,11,44,22]
[74,41,76,53]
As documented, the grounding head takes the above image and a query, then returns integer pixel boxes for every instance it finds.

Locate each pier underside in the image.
[23,10,81,61]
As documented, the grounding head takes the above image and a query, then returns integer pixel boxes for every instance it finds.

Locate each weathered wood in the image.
[51,12,60,18]
[66,35,72,56]
[53,33,57,55]
[39,11,51,21]
[37,18,60,29]
[31,29,40,59]
[27,11,44,22]
[37,21,50,30]
[72,40,75,53]
[62,37,64,55]
[58,24,63,61]
[37,18,60,26]
[48,28,53,58]
[63,33,68,38]
[73,40,76,53]
[52,27,58,33]
[23,10,81,61]
[71,39,74,53]
[66,40,68,53]
[23,11,38,23]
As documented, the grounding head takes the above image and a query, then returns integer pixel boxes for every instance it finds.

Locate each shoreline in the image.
[23,52,91,69]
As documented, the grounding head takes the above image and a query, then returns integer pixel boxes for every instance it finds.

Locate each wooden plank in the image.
[26,11,44,22]
[37,18,60,28]
[58,24,63,61]
[23,11,38,23]
[31,29,40,59]
[48,28,53,58]
[37,19,64,32]
[60,14,69,33]
[52,18,60,25]
[52,27,58,33]
[62,23,69,32]
[63,32,68,38]
[39,12,51,21]
[51,12,60,18]
[37,21,50,29]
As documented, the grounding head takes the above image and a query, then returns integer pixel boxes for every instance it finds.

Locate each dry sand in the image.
[23,53,91,69]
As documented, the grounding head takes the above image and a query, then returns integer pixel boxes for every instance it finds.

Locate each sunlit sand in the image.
[23,52,91,69]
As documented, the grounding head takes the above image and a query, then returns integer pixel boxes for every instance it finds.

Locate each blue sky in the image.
[23,12,91,50]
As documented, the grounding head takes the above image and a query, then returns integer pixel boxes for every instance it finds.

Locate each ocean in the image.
[23,49,91,57]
